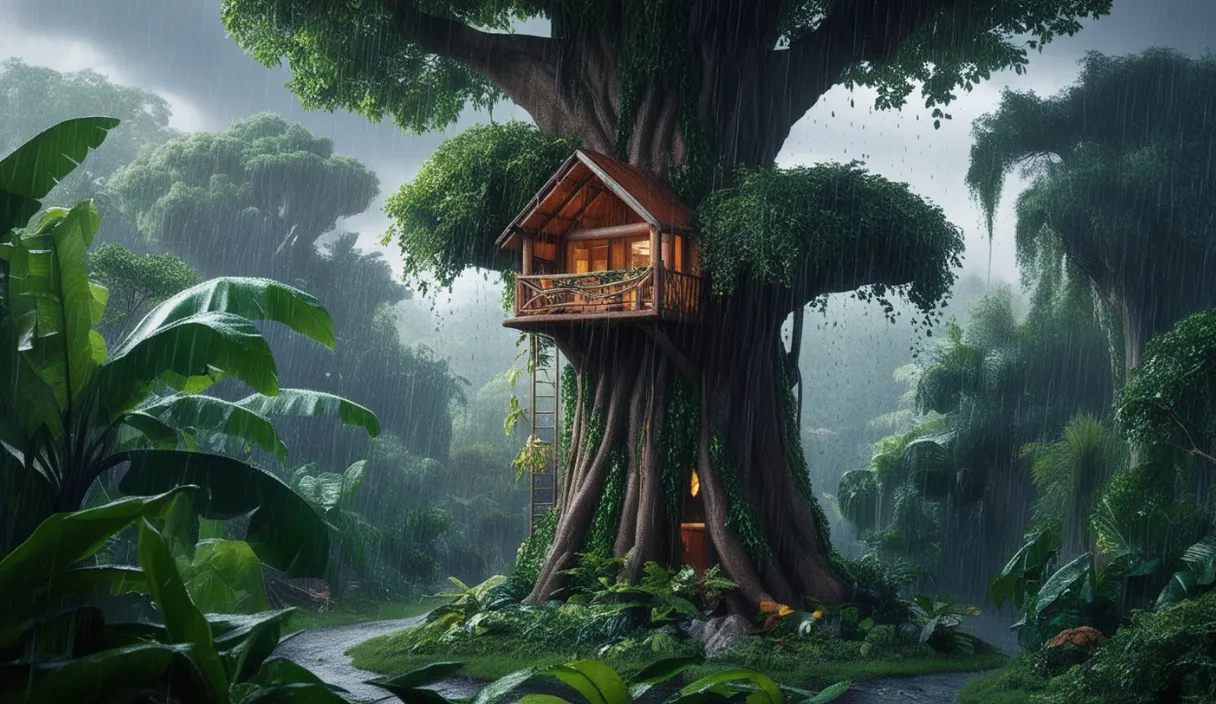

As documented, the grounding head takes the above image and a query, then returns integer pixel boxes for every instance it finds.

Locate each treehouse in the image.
[497,150,702,329]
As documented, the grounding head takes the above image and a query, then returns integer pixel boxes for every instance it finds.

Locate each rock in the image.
[1046,626,1108,650]
[1037,626,1109,677]
[698,615,756,657]
[685,619,708,642]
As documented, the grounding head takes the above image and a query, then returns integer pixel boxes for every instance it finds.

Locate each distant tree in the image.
[968,49,1216,371]
[108,112,379,280]
[226,0,1111,607]
[88,243,200,338]
[107,115,462,463]
[0,60,177,205]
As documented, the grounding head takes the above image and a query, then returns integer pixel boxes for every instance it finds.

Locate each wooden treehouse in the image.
[497,150,703,329]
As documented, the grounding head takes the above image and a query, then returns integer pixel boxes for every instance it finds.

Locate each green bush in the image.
[1038,591,1216,704]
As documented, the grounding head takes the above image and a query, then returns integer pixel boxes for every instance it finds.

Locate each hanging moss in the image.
[660,377,699,527]
[585,443,629,559]
[514,507,558,589]
[709,434,771,566]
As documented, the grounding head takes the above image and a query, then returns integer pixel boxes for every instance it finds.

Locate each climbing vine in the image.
[586,443,629,559]
[709,434,772,566]
[515,507,559,589]
[660,377,700,527]
[558,363,577,468]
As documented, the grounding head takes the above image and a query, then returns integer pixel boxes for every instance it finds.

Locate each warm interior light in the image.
[690,470,700,497]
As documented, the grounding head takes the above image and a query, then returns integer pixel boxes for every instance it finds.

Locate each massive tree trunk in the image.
[528,282,850,608]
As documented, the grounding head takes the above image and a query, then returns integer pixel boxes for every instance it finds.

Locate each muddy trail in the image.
[272,614,1016,703]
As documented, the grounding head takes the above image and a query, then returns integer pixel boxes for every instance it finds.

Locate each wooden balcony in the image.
[506,266,702,329]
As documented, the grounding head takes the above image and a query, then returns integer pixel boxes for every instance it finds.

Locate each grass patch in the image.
[349,615,1006,689]
[284,599,438,635]
[697,636,1006,689]
[956,653,1047,704]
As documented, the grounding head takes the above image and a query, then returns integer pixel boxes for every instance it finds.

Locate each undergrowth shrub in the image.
[1038,591,1216,704]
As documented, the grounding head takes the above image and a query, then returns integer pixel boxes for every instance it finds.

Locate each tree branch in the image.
[769,0,951,135]
[386,0,559,111]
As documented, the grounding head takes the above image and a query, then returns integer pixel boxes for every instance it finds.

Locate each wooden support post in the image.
[522,237,534,276]
[651,225,663,314]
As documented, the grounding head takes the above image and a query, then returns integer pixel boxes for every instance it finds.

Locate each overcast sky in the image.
[2,0,1214,313]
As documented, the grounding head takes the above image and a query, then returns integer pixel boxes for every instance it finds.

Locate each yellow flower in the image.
[777,605,794,617]
[812,609,824,620]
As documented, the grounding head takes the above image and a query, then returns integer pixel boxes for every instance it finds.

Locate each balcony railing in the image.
[513,266,701,320]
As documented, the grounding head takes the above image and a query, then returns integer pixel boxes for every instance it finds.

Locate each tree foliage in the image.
[0,60,176,204]
[1119,310,1216,468]
[88,243,201,338]
[967,49,1216,364]
[697,163,962,319]
[108,112,379,278]
[222,0,1110,158]
[840,282,1115,595]
[384,122,578,292]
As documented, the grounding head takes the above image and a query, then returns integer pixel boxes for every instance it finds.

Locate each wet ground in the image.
[271,616,424,703]
[272,613,1017,703]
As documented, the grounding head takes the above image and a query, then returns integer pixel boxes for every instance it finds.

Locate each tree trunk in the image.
[527,283,850,609]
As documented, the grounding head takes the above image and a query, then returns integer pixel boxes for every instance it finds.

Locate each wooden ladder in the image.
[529,334,561,534]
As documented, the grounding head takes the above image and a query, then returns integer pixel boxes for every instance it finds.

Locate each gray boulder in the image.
[696,615,756,657]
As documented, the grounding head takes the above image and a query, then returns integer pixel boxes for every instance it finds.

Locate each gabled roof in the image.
[496,150,692,250]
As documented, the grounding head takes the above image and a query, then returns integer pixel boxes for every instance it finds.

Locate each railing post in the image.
[652,226,664,314]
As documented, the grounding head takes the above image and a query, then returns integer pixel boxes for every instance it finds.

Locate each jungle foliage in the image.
[837,278,1114,597]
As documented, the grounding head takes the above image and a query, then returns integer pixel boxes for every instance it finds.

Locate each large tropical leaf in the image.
[471,667,538,704]
[118,450,329,578]
[1035,554,1094,618]
[548,660,631,704]
[9,642,202,704]
[132,394,289,465]
[627,657,701,699]
[243,658,352,703]
[97,311,279,417]
[0,190,41,235]
[0,117,119,200]
[675,668,784,704]
[367,661,465,703]
[182,539,271,615]
[23,202,105,406]
[137,519,230,700]
[238,389,380,439]
[0,565,146,647]
[114,277,335,359]
[0,488,193,599]
[208,609,295,682]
